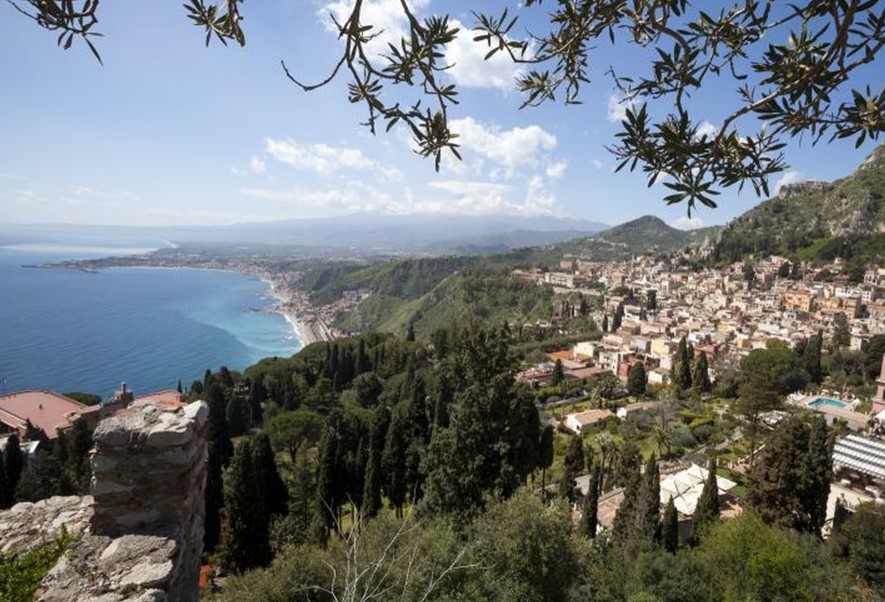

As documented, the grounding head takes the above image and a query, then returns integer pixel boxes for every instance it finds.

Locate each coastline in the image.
[36,254,337,345]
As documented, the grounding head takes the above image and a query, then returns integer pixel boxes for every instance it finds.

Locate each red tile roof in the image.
[0,390,87,438]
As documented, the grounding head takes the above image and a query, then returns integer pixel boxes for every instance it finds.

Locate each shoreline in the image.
[36,256,337,345]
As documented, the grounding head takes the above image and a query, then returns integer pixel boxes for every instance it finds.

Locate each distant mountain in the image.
[0,214,607,255]
[709,145,885,263]
[546,215,719,262]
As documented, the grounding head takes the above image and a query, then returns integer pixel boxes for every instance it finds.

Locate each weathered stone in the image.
[119,560,174,589]
[0,398,209,602]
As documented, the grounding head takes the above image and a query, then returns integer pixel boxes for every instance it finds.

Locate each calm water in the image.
[0,245,302,398]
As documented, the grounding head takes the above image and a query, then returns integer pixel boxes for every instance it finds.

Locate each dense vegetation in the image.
[710,146,885,264]
[163,326,885,601]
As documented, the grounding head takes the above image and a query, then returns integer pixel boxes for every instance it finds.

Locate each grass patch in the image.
[0,530,76,602]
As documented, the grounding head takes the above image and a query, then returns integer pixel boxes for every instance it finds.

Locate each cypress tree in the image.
[406,322,415,342]
[804,332,823,384]
[693,457,720,540]
[612,303,624,331]
[381,411,409,518]
[602,314,609,333]
[317,414,345,532]
[675,336,692,390]
[537,425,554,491]
[580,466,600,538]
[627,362,646,397]
[204,383,233,553]
[4,433,22,495]
[552,359,565,386]
[0,452,10,509]
[802,415,833,534]
[662,497,679,553]
[288,447,321,546]
[362,406,389,518]
[691,352,711,393]
[559,436,585,502]
[747,414,832,534]
[220,438,270,573]
[252,433,288,518]
[226,398,247,438]
[635,454,661,542]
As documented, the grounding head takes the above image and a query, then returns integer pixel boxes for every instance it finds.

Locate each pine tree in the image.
[627,362,646,397]
[4,434,22,495]
[662,497,679,553]
[580,466,600,539]
[692,457,720,541]
[691,352,712,393]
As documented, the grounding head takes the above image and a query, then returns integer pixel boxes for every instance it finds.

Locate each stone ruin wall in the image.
[0,398,208,602]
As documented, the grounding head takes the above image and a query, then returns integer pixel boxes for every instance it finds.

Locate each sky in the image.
[0,1,882,230]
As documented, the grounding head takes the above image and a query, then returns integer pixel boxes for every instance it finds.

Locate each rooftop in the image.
[0,390,88,438]
[660,464,737,516]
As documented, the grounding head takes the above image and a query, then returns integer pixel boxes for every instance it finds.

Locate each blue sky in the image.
[1,1,882,229]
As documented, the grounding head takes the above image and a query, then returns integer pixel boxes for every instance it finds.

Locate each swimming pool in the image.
[808,397,847,409]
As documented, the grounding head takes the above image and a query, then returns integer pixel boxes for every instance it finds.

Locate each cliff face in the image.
[709,144,885,262]
[0,399,208,602]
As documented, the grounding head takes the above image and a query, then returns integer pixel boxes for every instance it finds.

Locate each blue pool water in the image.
[0,245,302,398]
[807,397,848,409]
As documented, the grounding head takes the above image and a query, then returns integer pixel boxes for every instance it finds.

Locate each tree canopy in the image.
[10,0,885,212]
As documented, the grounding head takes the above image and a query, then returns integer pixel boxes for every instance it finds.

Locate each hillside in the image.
[549,215,719,261]
[334,269,558,337]
[709,145,885,263]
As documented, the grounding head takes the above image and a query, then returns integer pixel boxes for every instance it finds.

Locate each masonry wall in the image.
[0,398,208,602]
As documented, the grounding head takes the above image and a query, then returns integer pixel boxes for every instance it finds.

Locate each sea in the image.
[0,242,302,399]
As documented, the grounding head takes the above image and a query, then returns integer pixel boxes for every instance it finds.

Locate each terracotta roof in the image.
[0,390,87,438]
[132,390,184,411]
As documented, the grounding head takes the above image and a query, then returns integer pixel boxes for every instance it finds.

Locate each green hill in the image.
[709,145,885,263]
[550,215,719,261]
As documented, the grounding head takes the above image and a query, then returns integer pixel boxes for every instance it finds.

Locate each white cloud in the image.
[249,156,267,174]
[448,117,557,177]
[445,20,523,91]
[524,175,556,213]
[591,159,604,171]
[606,93,634,123]
[72,185,138,202]
[546,161,568,180]
[671,216,705,230]
[264,137,401,179]
[242,176,559,217]
[241,182,395,214]
[773,170,805,195]
[319,0,430,57]
[695,120,718,140]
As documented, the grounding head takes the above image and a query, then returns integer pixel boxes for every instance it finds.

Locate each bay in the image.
[0,245,302,398]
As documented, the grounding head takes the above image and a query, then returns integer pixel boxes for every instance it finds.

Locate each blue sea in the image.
[0,244,302,398]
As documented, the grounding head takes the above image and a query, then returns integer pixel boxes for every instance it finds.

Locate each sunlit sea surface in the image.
[0,244,302,398]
